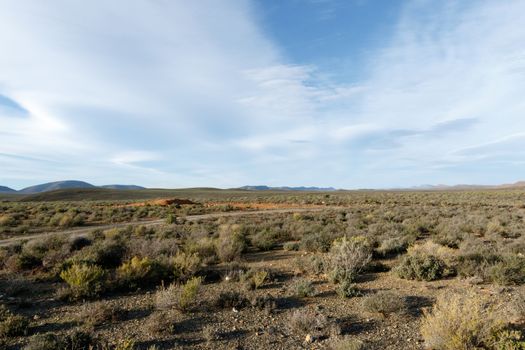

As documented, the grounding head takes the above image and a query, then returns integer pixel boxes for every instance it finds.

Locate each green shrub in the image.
[289,278,315,298]
[0,313,29,337]
[23,331,94,350]
[72,240,126,268]
[336,279,361,298]
[60,263,105,299]
[216,228,246,262]
[488,255,525,285]
[173,252,201,281]
[394,253,445,281]
[252,228,277,251]
[300,232,332,253]
[117,256,154,289]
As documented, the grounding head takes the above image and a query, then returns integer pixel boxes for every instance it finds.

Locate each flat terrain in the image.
[2,189,525,349]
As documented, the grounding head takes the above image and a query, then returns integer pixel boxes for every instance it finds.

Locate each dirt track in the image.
[0,207,333,247]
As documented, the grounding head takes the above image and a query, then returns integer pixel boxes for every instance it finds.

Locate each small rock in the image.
[33,315,40,320]
[305,334,314,343]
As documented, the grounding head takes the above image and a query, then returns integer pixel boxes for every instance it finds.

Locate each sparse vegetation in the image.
[3,190,525,348]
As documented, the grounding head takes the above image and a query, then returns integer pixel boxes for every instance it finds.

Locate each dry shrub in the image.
[155,277,202,312]
[328,336,366,350]
[326,236,372,283]
[288,309,340,338]
[214,290,249,310]
[79,301,124,328]
[361,291,405,316]
[408,241,456,262]
[173,252,201,281]
[215,224,247,262]
[394,253,446,281]
[0,307,29,337]
[144,311,177,336]
[420,290,523,350]
[288,278,315,298]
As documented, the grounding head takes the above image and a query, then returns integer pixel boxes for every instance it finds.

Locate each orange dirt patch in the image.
[203,202,327,210]
[117,198,196,208]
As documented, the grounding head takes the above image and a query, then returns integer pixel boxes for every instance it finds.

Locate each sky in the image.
[1,0,525,190]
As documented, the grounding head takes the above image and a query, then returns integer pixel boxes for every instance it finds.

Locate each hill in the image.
[239,185,337,191]
[0,186,16,193]
[100,185,146,190]
[19,180,95,194]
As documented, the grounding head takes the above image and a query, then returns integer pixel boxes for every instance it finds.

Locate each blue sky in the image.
[1,0,525,190]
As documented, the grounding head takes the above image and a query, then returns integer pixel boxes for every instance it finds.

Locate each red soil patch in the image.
[203,202,327,210]
[118,198,196,208]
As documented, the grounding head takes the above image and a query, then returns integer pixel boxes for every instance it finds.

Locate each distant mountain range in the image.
[3,181,145,194]
[239,185,337,191]
[0,186,16,194]
[404,181,525,191]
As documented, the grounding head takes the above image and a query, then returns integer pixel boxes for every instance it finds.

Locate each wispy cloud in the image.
[0,0,524,188]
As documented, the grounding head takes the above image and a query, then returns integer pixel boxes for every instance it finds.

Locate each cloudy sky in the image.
[1,0,525,189]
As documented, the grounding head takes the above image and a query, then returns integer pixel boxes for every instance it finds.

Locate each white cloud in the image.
[1,0,525,188]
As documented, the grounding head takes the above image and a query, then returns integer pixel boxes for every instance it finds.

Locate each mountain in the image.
[19,180,95,194]
[101,185,146,190]
[239,185,337,191]
[0,186,16,193]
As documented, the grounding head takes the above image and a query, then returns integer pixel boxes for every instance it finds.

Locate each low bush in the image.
[144,311,177,336]
[336,279,361,298]
[80,301,124,328]
[394,253,446,281]
[421,291,505,350]
[173,252,201,282]
[300,232,333,253]
[214,290,249,310]
[215,225,247,262]
[375,236,410,257]
[288,309,340,338]
[328,336,366,350]
[155,277,202,312]
[250,294,277,314]
[0,312,29,337]
[252,228,278,251]
[23,331,94,350]
[72,240,126,268]
[289,278,315,298]
[361,291,406,315]
[116,256,168,289]
[487,255,525,285]
[326,236,372,283]
[60,263,105,299]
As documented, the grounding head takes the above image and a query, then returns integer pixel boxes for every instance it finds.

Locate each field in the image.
[2,188,525,349]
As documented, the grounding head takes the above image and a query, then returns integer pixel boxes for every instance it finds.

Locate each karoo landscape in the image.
[2,0,525,349]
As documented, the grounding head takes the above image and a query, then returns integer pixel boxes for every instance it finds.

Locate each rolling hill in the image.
[101,185,146,190]
[0,186,16,193]
[18,180,95,194]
